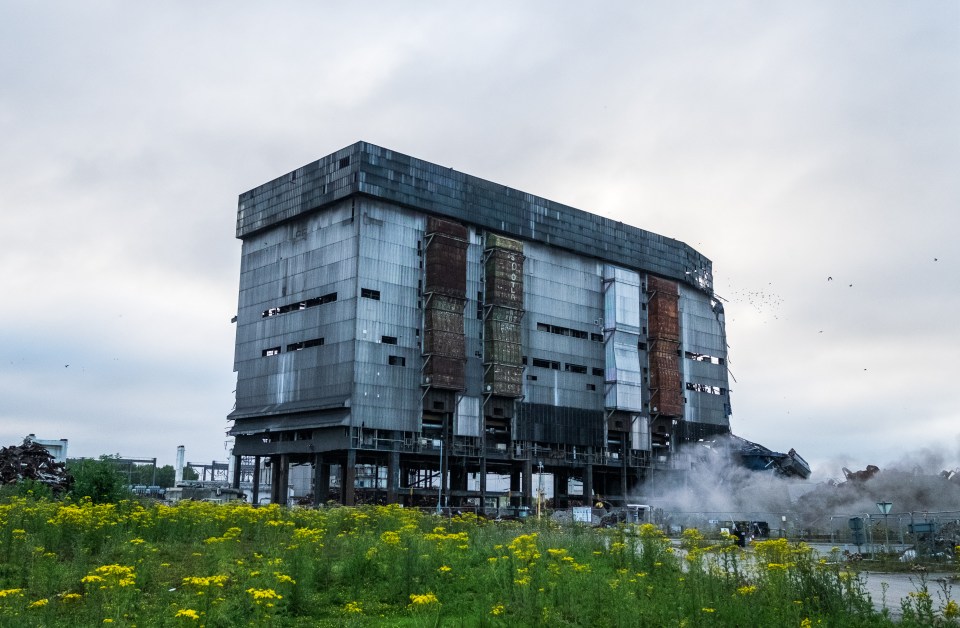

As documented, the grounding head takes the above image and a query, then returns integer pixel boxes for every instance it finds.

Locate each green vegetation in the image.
[65,457,133,504]
[0,493,956,626]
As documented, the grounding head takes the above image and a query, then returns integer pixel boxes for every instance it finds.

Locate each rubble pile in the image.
[0,438,70,493]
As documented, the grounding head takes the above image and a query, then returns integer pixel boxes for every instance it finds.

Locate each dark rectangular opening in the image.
[262,347,280,357]
[381,336,398,345]
[287,337,324,352]
[565,363,587,374]
[388,355,406,367]
[592,367,605,377]
[361,288,381,300]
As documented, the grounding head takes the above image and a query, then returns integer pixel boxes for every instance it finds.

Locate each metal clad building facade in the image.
[229,142,731,508]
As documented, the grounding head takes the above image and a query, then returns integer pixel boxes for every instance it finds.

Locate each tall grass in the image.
[0,494,955,626]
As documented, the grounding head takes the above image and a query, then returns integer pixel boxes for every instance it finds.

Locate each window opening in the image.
[261,292,337,318]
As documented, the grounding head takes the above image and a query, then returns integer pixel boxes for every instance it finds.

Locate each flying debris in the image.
[700,435,811,479]
[827,277,833,281]
[842,465,880,483]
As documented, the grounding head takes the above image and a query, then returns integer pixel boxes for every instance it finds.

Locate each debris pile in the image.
[0,438,70,493]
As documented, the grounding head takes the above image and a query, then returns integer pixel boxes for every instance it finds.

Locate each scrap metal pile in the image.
[0,438,70,492]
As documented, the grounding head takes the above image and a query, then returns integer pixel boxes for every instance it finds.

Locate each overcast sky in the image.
[1,2,957,477]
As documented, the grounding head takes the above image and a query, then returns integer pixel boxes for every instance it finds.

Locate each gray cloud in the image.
[1,2,957,471]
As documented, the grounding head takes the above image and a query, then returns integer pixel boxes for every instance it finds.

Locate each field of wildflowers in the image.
[0,494,957,626]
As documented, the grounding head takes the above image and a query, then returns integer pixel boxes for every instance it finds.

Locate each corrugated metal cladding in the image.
[679,284,731,425]
[230,200,357,420]
[603,265,644,413]
[236,142,713,294]
[350,202,424,431]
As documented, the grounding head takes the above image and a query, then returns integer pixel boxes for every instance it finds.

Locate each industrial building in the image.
[227,141,736,509]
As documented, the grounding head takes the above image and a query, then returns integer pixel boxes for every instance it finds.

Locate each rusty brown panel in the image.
[424,329,466,357]
[650,340,684,416]
[487,306,523,324]
[425,237,468,298]
[428,294,466,314]
[427,216,468,240]
[484,319,521,343]
[647,276,680,342]
[484,250,524,308]
[424,307,465,333]
[483,339,522,365]
[424,355,465,390]
[484,364,523,397]
[486,233,523,252]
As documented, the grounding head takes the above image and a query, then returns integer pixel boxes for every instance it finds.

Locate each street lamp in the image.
[876,501,893,553]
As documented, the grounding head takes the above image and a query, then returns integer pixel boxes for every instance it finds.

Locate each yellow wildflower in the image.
[945,600,959,619]
[29,598,49,608]
[246,587,282,604]
[175,609,200,620]
[408,592,439,607]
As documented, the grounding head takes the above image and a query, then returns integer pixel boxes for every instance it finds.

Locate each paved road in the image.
[859,571,955,620]
[805,543,956,619]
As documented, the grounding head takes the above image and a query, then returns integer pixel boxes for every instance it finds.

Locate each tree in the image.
[182,466,199,481]
[155,465,176,488]
[67,456,133,504]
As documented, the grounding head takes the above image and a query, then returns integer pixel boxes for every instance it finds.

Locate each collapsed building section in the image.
[228,142,742,508]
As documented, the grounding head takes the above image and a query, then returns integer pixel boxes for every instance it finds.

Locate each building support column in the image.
[251,456,261,506]
[269,456,281,504]
[450,458,468,507]
[479,456,487,513]
[584,463,594,507]
[343,449,357,506]
[312,454,325,507]
[276,455,290,506]
[387,448,400,505]
[554,469,568,508]
[522,458,533,510]
[621,454,628,506]
[509,468,521,508]
[232,455,242,490]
